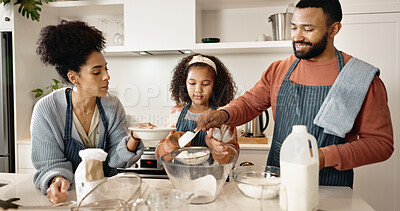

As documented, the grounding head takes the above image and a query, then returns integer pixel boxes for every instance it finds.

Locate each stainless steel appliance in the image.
[0,31,15,173]
[245,110,269,137]
[268,12,293,41]
[118,147,168,179]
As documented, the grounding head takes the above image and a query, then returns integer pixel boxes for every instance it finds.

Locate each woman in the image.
[31,20,143,204]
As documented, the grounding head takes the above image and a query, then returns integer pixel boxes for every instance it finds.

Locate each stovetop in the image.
[143,146,156,152]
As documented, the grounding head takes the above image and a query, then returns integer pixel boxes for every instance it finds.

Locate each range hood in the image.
[136,50,192,56]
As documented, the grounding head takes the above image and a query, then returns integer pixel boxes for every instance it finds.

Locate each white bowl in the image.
[128,127,175,141]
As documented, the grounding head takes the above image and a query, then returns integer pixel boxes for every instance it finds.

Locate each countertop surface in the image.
[0,173,374,210]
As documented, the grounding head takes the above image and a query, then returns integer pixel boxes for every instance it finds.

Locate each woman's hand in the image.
[47,176,70,205]
[127,131,141,152]
[206,128,229,159]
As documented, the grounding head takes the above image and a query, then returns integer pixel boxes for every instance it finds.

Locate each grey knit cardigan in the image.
[30,88,144,194]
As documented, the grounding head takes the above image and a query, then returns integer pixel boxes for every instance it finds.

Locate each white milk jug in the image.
[279,125,319,211]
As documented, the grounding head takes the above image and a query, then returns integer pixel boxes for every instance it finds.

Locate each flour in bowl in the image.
[176,150,209,159]
[237,177,281,199]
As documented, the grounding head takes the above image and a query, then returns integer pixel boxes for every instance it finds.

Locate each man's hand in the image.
[47,176,70,205]
[195,110,228,132]
[318,148,325,170]
[310,148,325,170]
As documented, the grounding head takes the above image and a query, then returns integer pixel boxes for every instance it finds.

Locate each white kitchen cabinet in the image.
[124,0,196,52]
[36,0,400,55]
[16,141,35,174]
[0,3,13,31]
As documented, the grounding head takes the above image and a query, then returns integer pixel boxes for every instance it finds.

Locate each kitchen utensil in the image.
[160,154,236,204]
[171,147,211,165]
[76,172,142,211]
[268,5,293,41]
[232,166,280,199]
[245,110,269,137]
[178,130,200,148]
[0,198,20,209]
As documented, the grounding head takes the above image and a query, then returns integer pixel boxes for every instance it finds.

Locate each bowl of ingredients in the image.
[233,166,280,199]
[170,147,211,165]
[160,153,237,204]
[128,127,175,147]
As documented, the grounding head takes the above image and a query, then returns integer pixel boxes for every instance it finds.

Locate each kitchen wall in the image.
[105,52,289,135]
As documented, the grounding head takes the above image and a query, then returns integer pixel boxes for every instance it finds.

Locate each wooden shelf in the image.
[238,136,268,144]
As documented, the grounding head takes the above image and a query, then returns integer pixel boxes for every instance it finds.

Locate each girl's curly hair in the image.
[36,20,105,83]
[170,53,237,107]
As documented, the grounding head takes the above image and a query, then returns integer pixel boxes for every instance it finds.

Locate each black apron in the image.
[63,88,117,176]
[267,50,354,188]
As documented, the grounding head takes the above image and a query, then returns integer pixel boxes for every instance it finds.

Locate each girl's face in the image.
[186,66,215,107]
[73,50,110,97]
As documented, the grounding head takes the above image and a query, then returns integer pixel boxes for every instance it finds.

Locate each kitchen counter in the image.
[0,173,374,210]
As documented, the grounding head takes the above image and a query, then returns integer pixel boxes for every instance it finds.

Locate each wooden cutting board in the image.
[238,136,268,144]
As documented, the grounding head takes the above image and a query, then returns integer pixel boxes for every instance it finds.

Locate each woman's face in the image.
[73,50,110,97]
[186,66,215,107]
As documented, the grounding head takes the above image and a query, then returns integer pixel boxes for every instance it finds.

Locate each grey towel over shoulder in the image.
[313,57,380,138]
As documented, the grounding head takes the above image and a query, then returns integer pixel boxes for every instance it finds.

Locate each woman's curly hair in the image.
[36,20,105,83]
[170,53,237,107]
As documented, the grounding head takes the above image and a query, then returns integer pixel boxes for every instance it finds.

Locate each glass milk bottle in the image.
[279,125,319,211]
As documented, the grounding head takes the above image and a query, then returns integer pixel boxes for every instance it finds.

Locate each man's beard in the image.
[292,33,328,59]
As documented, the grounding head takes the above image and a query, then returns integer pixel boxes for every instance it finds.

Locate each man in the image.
[195,0,393,188]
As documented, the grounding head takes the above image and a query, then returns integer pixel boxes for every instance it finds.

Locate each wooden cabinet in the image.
[0,3,13,31]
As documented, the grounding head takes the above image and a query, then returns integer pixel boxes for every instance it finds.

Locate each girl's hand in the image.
[167,131,186,148]
[206,128,229,159]
[47,176,70,205]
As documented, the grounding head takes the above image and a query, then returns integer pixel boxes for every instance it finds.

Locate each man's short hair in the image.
[296,0,342,25]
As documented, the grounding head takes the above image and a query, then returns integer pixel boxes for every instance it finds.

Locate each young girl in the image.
[156,53,239,164]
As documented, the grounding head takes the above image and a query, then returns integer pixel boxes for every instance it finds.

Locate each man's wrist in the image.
[221,109,230,123]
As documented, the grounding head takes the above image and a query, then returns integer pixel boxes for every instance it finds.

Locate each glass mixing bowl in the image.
[160,153,237,204]
[232,166,280,199]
